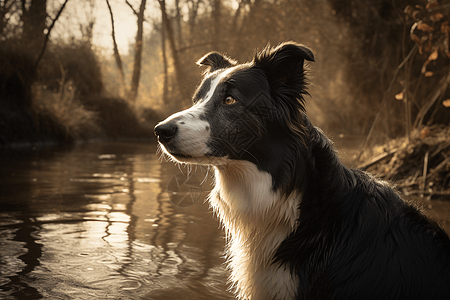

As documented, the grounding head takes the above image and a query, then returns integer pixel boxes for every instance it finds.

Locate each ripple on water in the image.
[0,142,233,300]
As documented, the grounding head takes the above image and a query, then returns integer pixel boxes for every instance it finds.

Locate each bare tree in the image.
[126,0,147,103]
[79,0,96,42]
[21,0,47,46]
[158,0,189,100]
[174,0,183,47]
[212,0,220,49]
[230,0,247,33]
[186,0,201,38]
[105,0,127,95]
[161,12,169,104]
[34,0,70,69]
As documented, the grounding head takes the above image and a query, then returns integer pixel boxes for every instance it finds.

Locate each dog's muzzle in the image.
[154,122,178,144]
[154,113,213,162]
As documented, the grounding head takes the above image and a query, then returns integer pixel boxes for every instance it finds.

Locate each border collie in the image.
[154,42,450,300]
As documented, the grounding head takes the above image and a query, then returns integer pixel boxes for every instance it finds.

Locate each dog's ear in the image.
[254,42,314,111]
[197,52,236,72]
[254,42,314,83]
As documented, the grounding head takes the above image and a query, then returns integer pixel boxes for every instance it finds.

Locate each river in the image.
[0,138,449,299]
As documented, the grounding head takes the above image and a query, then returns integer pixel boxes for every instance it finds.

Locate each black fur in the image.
[200,42,450,299]
[197,52,237,72]
[158,42,450,299]
[245,44,450,300]
[276,124,450,299]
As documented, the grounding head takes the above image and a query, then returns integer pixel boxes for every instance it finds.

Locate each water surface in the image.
[0,142,230,299]
[1,138,449,300]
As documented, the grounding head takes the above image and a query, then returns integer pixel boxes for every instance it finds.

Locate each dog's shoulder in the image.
[277,168,450,299]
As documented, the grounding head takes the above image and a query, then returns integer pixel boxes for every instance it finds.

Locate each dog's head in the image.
[155,42,314,181]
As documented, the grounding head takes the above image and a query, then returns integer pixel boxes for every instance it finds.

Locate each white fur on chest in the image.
[208,161,301,300]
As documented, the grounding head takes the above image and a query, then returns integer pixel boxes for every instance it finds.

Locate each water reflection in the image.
[0,142,230,300]
[3,139,447,299]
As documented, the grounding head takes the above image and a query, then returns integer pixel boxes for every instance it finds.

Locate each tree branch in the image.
[129,0,147,102]
[158,0,189,99]
[358,44,418,155]
[125,0,149,23]
[106,0,127,93]
[413,67,450,129]
[33,0,70,70]
[125,0,138,16]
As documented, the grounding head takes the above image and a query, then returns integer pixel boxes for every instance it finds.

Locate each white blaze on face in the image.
[161,101,211,158]
[159,67,236,161]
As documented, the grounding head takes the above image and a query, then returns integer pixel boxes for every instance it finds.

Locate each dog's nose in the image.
[155,122,178,143]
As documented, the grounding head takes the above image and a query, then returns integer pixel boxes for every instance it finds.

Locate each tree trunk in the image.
[231,0,245,33]
[175,0,183,47]
[237,0,262,33]
[161,12,169,104]
[212,0,221,49]
[105,0,127,96]
[158,0,189,100]
[33,0,69,70]
[21,0,47,49]
[129,0,147,103]
[188,0,200,38]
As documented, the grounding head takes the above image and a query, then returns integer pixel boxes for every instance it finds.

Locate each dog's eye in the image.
[224,96,237,105]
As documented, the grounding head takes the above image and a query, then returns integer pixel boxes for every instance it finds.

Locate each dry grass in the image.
[32,82,102,142]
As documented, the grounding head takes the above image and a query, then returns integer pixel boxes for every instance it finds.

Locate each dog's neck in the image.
[209,161,301,299]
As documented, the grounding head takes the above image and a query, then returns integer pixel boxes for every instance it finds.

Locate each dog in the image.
[154,42,450,300]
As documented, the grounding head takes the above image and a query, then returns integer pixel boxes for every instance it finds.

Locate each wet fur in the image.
[155,42,450,300]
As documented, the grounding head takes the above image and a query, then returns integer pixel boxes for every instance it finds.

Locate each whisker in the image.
[200,165,212,185]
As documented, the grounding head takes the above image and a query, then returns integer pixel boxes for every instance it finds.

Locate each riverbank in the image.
[0,87,161,151]
[0,40,164,151]
[360,125,450,199]
[335,135,450,233]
